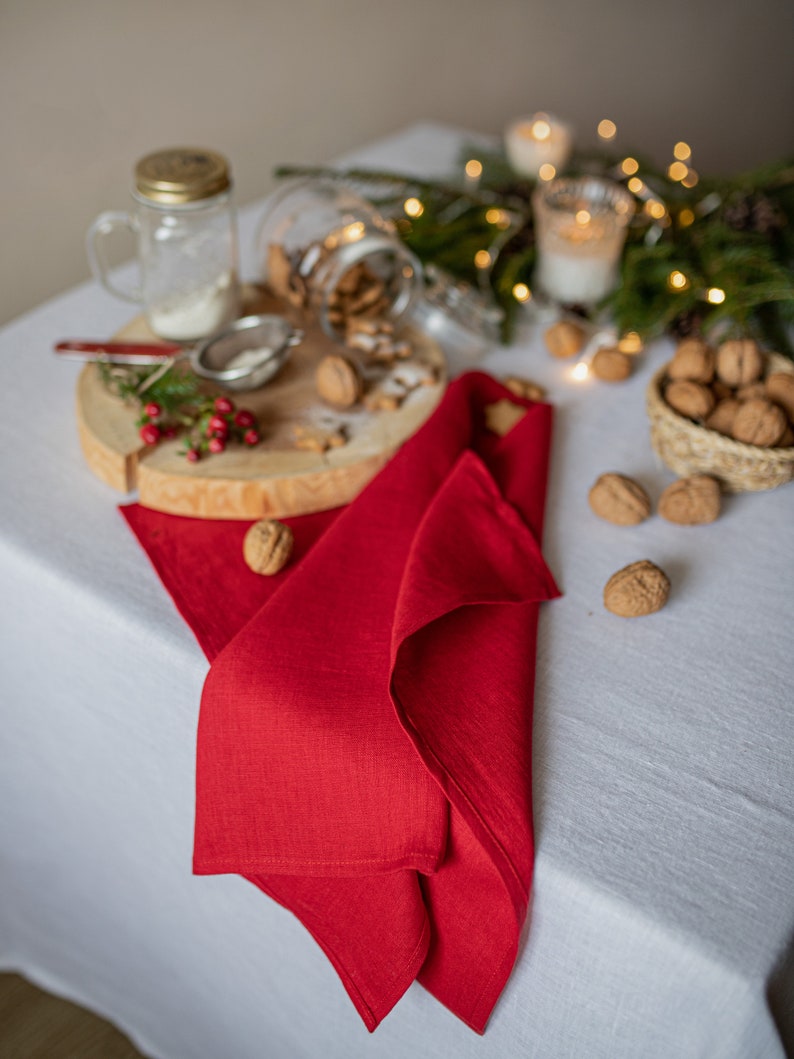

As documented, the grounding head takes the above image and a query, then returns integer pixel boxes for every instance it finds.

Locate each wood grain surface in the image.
[75,287,446,519]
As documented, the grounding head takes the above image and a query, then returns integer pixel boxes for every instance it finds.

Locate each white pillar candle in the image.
[504,113,573,178]
[532,177,634,306]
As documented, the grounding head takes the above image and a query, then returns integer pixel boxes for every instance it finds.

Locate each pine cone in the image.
[724,193,784,234]
[723,196,752,231]
[750,195,784,234]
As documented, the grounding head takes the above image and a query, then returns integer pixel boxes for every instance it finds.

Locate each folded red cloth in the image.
[122,371,560,1033]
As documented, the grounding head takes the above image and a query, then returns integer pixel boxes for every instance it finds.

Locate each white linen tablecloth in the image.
[1,122,792,1059]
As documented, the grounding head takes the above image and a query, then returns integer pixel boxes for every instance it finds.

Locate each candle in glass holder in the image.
[531,176,634,305]
[504,113,573,178]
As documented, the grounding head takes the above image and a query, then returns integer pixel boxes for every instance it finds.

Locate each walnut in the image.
[731,398,787,447]
[603,560,670,618]
[315,354,361,408]
[588,473,651,526]
[658,475,721,525]
[243,519,294,576]
[766,372,794,420]
[715,338,764,387]
[704,397,741,436]
[667,338,715,383]
[592,348,632,381]
[544,320,586,358]
[664,379,716,420]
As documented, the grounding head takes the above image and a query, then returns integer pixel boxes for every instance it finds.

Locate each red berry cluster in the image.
[137,402,179,447]
[138,395,261,462]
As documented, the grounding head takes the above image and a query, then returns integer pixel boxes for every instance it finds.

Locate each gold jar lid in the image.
[134,148,231,204]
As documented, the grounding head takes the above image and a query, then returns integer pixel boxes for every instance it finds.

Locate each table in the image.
[1,122,793,1059]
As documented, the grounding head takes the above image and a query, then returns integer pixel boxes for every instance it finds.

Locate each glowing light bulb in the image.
[403,197,424,218]
[681,169,699,188]
[486,207,510,228]
[572,361,590,381]
[707,287,726,304]
[343,221,365,242]
[575,209,591,226]
[531,119,552,141]
[598,119,617,140]
[668,270,689,291]
[538,163,557,181]
[465,159,483,179]
[474,249,492,269]
[621,157,639,176]
[645,201,667,219]
[627,177,644,194]
[678,208,695,227]
[668,161,689,181]
[673,141,691,161]
[512,282,532,303]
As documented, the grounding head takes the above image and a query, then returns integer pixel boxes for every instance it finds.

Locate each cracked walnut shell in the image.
[603,560,670,618]
[243,519,294,576]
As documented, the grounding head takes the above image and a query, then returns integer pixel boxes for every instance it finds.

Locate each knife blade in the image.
[54,339,185,364]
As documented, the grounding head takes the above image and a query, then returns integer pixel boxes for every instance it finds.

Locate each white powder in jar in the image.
[148,271,239,341]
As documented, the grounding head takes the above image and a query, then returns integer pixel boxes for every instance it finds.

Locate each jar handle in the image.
[85,211,142,304]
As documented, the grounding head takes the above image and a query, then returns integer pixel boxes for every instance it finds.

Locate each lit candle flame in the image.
[531,119,552,141]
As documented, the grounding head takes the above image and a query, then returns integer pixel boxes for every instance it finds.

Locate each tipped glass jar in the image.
[87,147,241,342]
[255,178,422,340]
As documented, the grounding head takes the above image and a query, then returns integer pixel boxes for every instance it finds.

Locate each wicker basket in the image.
[646,352,794,492]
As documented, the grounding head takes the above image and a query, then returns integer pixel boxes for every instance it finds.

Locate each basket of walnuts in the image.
[646,337,794,492]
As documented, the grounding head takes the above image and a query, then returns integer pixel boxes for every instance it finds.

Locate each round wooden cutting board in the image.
[75,286,446,519]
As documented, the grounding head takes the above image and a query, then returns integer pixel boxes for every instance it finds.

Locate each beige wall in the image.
[2,0,792,327]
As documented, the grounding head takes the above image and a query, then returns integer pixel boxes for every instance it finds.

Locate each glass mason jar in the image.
[255,178,421,339]
[86,147,241,341]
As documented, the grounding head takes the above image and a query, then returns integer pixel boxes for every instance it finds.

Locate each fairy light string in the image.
[273,121,794,352]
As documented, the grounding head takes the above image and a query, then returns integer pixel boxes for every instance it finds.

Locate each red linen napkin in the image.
[121,371,560,1032]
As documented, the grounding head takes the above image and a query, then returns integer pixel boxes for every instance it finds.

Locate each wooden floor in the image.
[0,973,147,1059]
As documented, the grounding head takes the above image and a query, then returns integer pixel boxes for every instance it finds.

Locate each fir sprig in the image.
[274,145,794,356]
